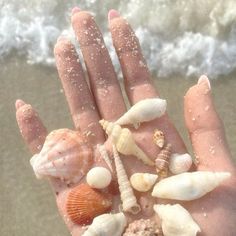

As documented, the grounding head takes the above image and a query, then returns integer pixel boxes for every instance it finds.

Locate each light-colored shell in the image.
[115,98,167,129]
[100,120,154,166]
[155,144,172,177]
[97,144,113,172]
[169,153,193,174]
[113,146,141,214]
[86,167,112,189]
[130,173,158,192]
[154,204,201,236]
[153,129,165,148]
[83,213,127,236]
[30,129,93,184]
[152,171,231,200]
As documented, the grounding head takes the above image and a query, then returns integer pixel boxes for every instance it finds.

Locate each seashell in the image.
[100,120,154,166]
[123,219,160,236]
[83,212,127,236]
[113,146,141,214]
[30,129,93,184]
[130,173,158,192]
[152,171,231,200]
[97,144,113,172]
[66,183,112,225]
[154,204,201,236]
[169,153,193,174]
[153,129,165,148]
[155,144,172,177]
[86,167,112,189]
[115,98,167,129]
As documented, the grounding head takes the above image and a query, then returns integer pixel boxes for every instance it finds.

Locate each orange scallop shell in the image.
[66,183,112,225]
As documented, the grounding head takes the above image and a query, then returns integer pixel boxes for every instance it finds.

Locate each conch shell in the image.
[152,171,231,200]
[113,146,141,214]
[130,173,158,192]
[30,129,93,184]
[154,204,201,236]
[100,120,154,166]
[169,153,193,174]
[115,98,167,128]
[83,212,127,236]
[153,129,165,148]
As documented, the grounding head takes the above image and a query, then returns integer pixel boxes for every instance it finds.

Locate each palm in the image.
[16,9,236,236]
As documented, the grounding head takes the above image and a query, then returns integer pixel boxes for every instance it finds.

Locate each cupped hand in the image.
[15,9,236,236]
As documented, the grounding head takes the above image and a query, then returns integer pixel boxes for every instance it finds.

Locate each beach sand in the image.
[0,56,235,235]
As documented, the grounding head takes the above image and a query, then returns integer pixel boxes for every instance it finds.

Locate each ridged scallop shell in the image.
[130,173,158,192]
[152,171,231,200]
[83,212,127,236]
[30,129,93,184]
[115,98,167,129]
[86,167,112,189]
[100,120,154,166]
[153,129,165,148]
[169,153,193,174]
[113,146,141,214]
[66,183,112,225]
[154,204,201,236]
[155,144,172,177]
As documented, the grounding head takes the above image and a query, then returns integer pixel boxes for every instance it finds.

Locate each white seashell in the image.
[97,144,113,172]
[115,98,167,128]
[130,173,158,192]
[86,167,112,189]
[169,153,193,174]
[152,171,231,200]
[154,204,201,236]
[83,212,127,236]
[100,120,154,166]
[113,146,141,214]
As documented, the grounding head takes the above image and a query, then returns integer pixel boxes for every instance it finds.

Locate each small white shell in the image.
[130,173,158,192]
[169,153,193,174]
[97,144,113,172]
[86,167,112,189]
[154,204,201,236]
[83,212,127,236]
[115,98,167,128]
[152,171,231,201]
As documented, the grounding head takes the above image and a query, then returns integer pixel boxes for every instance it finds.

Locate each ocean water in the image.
[1,0,236,78]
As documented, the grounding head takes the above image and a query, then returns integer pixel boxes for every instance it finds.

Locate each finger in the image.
[15,99,47,154]
[184,75,235,171]
[54,37,105,145]
[108,10,157,104]
[71,10,126,121]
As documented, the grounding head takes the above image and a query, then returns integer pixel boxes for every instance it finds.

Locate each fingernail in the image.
[197,75,211,89]
[72,7,81,15]
[108,9,120,21]
[15,99,26,110]
[57,34,68,42]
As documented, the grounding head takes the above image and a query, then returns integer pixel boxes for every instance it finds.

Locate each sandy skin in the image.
[15,9,236,236]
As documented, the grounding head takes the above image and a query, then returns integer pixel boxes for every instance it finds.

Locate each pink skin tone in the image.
[15,9,236,236]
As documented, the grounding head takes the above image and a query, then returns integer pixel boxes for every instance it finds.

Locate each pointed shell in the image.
[169,153,193,174]
[83,213,127,236]
[154,204,201,236]
[66,184,112,225]
[153,129,165,148]
[130,173,158,192]
[30,129,93,183]
[86,167,112,189]
[152,171,231,200]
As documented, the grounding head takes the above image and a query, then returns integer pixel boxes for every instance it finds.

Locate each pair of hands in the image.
[16,9,236,236]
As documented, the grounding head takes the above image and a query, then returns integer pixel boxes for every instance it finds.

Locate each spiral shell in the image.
[155,144,172,177]
[152,171,231,200]
[30,129,93,184]
[153,129,165,148]
[66,183,112,225]
[83,213,127,236]
[100,120,154,166]
[97,144,113,172]
[113,146,141,214]
[169,153,193,174]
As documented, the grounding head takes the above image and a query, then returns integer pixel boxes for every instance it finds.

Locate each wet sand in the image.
[0,56,235,235]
